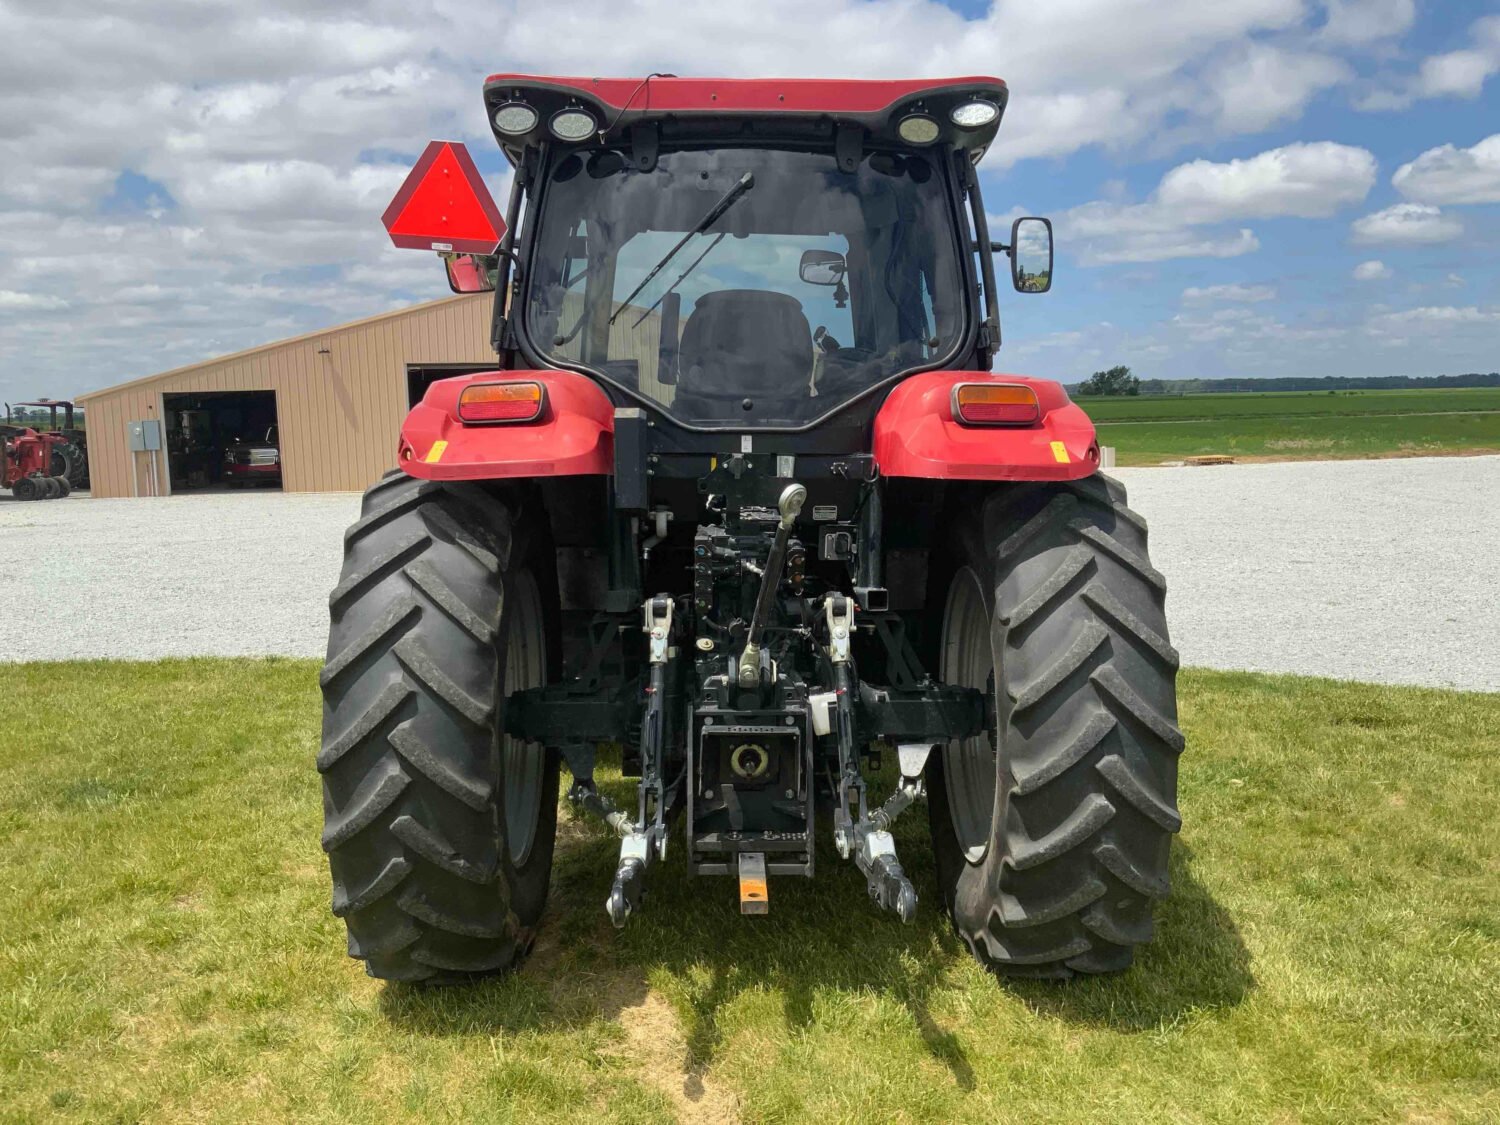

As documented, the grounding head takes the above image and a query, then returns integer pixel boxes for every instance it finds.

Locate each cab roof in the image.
[481,74,1009,165]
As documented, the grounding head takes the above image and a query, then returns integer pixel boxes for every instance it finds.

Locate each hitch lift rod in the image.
[738,483,806,687]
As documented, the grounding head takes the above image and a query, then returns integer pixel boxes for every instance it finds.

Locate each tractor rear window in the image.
[524,146,966,427]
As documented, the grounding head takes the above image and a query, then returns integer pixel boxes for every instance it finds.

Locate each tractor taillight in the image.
[952,383,1041,426]
[458,382,545,423]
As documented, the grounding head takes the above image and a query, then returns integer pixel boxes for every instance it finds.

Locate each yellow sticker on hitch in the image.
[424,440,448,464]
[1050,441,1070,464]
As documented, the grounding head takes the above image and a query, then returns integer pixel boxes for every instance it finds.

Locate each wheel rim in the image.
[940,566,998,864]
[501,570,547,867]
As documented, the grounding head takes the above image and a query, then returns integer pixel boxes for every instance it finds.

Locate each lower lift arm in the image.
[822,595,925,922]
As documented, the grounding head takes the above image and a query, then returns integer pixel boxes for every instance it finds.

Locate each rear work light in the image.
[952,383,1041,426]
[458,381,545,423]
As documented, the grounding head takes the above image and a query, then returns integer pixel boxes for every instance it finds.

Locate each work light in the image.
[897,114,940,145]
[549,109,598,142]
[493,102,539,136]
[950,100,1000,128]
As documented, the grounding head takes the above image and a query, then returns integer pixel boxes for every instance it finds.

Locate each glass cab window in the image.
[524,146,966,427]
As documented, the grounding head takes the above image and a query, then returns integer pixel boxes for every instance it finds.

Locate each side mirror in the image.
[444,252,498,294]
[1009,217,1053,294]
[799,249,847,286]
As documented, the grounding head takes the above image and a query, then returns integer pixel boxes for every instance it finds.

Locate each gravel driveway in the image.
[3,456,1497,691]
[1112,455,1500,692]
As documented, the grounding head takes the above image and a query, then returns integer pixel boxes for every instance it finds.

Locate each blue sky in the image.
[0,0,1496,400]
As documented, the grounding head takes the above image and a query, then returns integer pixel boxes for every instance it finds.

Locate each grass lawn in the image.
[3,659,1498,1123]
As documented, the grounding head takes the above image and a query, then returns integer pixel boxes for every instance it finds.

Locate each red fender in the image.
[397,370,614,480]
[873,372,1099,481]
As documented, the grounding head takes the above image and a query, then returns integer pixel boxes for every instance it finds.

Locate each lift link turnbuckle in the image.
[738,483,807,688]
[602,595,676,928]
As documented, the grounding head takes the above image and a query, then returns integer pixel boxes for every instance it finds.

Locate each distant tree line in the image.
[1069,371,1500,395]
[1076,366,1140,396]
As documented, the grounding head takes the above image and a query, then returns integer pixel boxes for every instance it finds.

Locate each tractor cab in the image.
[395,76,1052,436]
[491,77,1048,431]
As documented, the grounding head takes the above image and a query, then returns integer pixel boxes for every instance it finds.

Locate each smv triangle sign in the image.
[381,140,506,255]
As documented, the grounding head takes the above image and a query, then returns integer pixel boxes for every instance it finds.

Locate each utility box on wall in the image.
[126,420,163,452]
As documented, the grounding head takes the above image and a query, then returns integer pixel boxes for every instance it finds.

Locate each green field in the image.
[1079,386,1500,422]
[3,659,1499,1123]
[1076,387,1500,465]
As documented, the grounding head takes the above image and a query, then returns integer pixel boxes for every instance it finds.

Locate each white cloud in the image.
[1209,46,1350,132]
[1066,141,1375,264]
[1319,0,1415,45]
[1375,305,1500,326]
[1415,45,1497,99]
[1350,203,1463,245]
[174,161,409,222]
[1368,305,1500,346]
[1083,228,1260,266]
[1356,14,1500,110]
[1182,283,1278,302]
[1392,133,1500,205]
[1155,142,1378,220]
[1352,259,1392,281]
[0,290,71,311]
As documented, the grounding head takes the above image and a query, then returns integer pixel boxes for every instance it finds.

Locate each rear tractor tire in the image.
[49,442,80,483]
[928,474,1183,978]
[319,470,558,982]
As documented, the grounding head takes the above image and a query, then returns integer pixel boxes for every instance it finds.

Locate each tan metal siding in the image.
[80,295,495,497]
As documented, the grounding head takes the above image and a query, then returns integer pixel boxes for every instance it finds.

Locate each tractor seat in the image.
[673,290,813,420]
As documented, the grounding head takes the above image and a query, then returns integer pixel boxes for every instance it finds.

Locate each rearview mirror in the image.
[1010,217,1053,294]
[799,249,847,286]
[444,252,498,294]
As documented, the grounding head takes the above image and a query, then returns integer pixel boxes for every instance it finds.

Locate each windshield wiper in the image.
[609,172,754,324]
[630,232,726,329]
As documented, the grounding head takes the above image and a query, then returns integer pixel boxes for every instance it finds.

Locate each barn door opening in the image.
[162,390,281,492]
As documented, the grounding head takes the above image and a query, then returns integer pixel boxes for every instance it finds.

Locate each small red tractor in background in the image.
[319,75,1181,984]
[4,399,87,489]
[2,424,75,500]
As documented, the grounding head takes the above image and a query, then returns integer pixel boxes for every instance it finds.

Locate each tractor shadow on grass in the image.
[381,809,1250,1082]
[1001,841,1256,1031]
[379,814,980,1088]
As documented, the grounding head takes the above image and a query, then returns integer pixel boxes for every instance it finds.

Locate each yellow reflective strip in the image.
[424,439,449,464]
[1050,441,1070,464]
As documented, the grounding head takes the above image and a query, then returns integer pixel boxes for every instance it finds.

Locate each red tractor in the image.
[3,424,75,501]
[4,399,87,489]
[320,75,1181,983]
